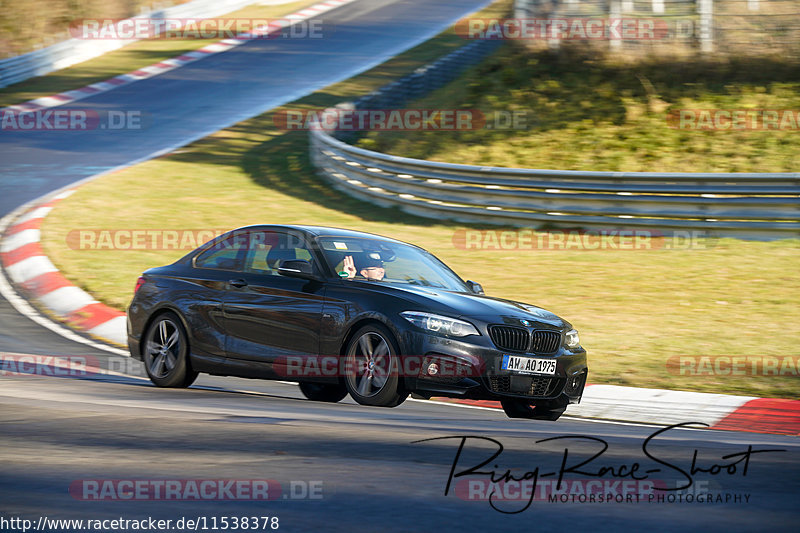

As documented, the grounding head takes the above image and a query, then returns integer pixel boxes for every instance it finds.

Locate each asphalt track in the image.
[1,368,798,532]
[1,0,798,531]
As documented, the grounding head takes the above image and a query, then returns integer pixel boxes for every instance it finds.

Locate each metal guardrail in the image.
[0,0,264,88]
[309,43,800,239]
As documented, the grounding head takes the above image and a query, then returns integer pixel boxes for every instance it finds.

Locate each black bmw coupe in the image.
[127,225,587,420]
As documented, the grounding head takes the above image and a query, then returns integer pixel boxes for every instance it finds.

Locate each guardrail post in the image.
[698,0,713,53]
[609,0,622,51]
[514,0,532,19]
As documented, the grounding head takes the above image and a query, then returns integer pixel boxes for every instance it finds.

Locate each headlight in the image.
[400,311,480,337]
[565,329,580,348]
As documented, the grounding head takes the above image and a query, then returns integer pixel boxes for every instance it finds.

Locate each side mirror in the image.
[278,260,318,281]
[466,280,484,295]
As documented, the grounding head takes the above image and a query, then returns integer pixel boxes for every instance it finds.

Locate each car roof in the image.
[233,224,410,245]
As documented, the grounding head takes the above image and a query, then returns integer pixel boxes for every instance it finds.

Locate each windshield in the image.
[317,237,469,292]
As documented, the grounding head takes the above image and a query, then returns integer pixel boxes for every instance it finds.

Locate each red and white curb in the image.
[441,385,800,436]
[0,189,129,347]
[1,0,358,115]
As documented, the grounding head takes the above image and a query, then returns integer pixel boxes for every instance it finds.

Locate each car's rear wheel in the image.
[142,312,198,388]
[344,324,407,407]
[501,399,565,421]
[298,382,348,403]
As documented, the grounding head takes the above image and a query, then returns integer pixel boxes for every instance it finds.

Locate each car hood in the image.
[354,282,569,329]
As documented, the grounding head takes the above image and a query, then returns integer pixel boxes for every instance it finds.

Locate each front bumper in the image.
[401,331,588,405]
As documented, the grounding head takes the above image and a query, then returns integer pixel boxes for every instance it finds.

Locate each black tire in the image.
[299,382,348,403]
[142,311,198,388]
[501,399,565,421]
[343,324,408,407]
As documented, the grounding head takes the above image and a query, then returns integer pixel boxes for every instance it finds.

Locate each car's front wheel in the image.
[501,399,565,421]
[343,324,407,407]
[142,312,198,388]
[298,382,348,403]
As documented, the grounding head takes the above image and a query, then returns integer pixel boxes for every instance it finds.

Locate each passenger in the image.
[342,254,385,281]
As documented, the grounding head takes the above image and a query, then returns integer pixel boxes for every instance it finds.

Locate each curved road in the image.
[1,1,798,531]
[0,0,494,214]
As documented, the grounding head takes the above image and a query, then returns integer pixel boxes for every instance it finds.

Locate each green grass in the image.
[1,0,166,58]
[356,44,800,173]
[0,0,321,108]
[39,0,800,399]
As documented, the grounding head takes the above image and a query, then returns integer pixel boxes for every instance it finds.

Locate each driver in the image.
[342,254,385,281]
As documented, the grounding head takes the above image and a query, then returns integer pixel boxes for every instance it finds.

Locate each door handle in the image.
[228,278,248,288]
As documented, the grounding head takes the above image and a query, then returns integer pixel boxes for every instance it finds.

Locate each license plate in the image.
[501,355,557,375]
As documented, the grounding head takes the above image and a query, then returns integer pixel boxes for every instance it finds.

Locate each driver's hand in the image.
[342,255,356,279]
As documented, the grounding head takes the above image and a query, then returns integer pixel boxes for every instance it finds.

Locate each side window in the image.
[243,231,314,275]
[193,233,248,271]
[247,241,273,274]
